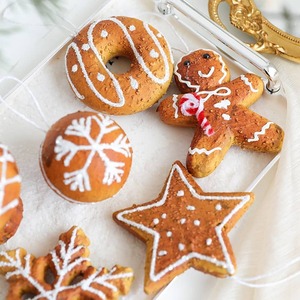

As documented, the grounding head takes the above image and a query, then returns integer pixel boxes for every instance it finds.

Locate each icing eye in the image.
[202,53,211,59]
[183,60,191,66]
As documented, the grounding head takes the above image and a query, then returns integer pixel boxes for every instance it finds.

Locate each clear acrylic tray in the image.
[0,0,287,299]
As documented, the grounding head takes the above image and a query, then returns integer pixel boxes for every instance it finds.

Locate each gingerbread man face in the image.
[174,49,231,93]
[158,49,284,178]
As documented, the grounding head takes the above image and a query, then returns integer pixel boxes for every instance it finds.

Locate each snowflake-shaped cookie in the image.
[40,112,132,203]
[0,226,134,300]
[0,144,22,243]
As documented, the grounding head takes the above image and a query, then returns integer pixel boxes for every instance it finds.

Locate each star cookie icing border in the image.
[113,161,254,294]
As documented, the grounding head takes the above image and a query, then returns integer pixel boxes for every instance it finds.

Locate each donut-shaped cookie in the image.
[0,144,23,244]
[174,49,230,93]
[65,16,174,115]
[40,111,133,203]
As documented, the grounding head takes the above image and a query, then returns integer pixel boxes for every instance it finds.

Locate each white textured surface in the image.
[0,0,290,299]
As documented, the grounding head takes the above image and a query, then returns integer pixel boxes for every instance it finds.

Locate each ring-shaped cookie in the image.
[66,16,174,115]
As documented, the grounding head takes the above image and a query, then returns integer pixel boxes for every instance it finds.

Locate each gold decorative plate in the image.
[209,0,300,63]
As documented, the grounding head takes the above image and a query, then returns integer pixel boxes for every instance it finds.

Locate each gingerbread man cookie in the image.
[158,49,284,177]
[0,226,134,300]
[113,161,254,294]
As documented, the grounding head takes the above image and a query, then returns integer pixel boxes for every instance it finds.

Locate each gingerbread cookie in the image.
[65,16,174,115]
[40,111,133,203]
[0,226,134,300]
[174,49,230,93]
[0,144,23,244]
[158,50,284,177]
[113,161,254,294]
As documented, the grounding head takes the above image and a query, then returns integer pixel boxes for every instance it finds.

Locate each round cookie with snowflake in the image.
[0,144,23,244]
[40,111,133,203]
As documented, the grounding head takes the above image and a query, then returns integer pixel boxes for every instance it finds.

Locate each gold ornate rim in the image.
[208,0,300,63]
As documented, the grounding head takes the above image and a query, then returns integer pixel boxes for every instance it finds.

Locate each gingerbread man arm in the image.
[157,94,198,127]
[231,106,284,152]
[186,126,234,177]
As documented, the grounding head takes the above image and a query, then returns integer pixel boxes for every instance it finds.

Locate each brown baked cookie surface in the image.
[113,161,254,294]
[0,226,134,300]
[158,53,284,177]
[40,111,133,203]
[66,16,174,115]
[0,144,22,244]
[174,49,231,93]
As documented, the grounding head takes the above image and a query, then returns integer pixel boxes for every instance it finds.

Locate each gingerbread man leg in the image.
[187,126,234,177]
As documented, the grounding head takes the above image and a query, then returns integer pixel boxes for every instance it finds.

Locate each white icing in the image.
[97,73,105,82]
[129,25,136,31]
[66,17,172,109]
[216,204,222,211]
[174,49,228,92]
[0,144,20,217]
[222,113,231,121]
[177,190,184,197]
[172,94,179,119]
[101,30,108,38]
[247,122,274,143]
[153,218,160,225]
[214,99,231,109]
[161,213,167,219]
[116,163,251,281]
[129,76,139,90]
[150,49,159,58]
[194,220,201,226]
[157,33,162,38]
[206,238,213,246]
[166,231,172,237]
[240,74,259,92]
[198,67,215,78]
[72,64,78,73]
[180,218,186,224]
[0,227,133,298]
[178,243,185,251]
[54,113,132,192]
[159,250,168,256]
[82,44,90,51]
[187,205,195,211]
[188,147,222,156]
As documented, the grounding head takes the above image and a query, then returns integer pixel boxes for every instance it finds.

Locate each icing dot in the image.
[180,218,186,225]
[157,33,162,38]
[222,114,231,121]
[129,76,139,90]
[101,30,108,38]
[161,213,167,219]
[82,44,90,51]
[178,243,185,251]
[153,218,159,225]
[166,231,172,237]
[129,25,136,31]
[206,238,213,246]
[158,250,168,256]
[150,49,159,59]
[71,64,78,73]
[97,73,105,82]
[187,205,195,211]
[194,220,201,226]
[215,204,222,211]
[177,190,184,197]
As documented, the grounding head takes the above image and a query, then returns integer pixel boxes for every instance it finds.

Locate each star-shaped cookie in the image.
[113,161,254,294]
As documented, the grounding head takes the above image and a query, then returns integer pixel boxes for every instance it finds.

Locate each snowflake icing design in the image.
[54,114,132,192]
[0,226,134,300]
[0,144,20,217]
